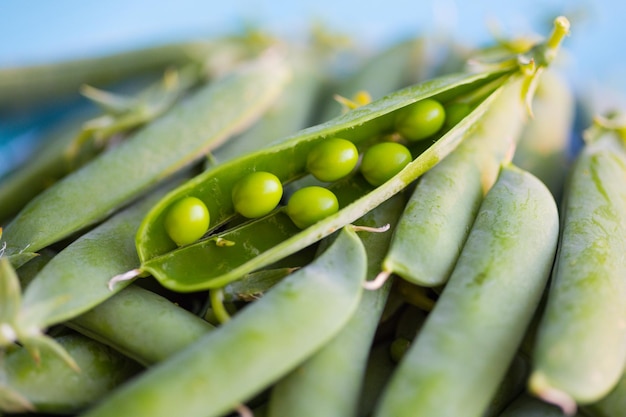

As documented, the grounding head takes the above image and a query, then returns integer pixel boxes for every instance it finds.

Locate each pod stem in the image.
[107,269,142,291]
[363,270,391,291]
[234,403,254,417]
[209,287,232,324]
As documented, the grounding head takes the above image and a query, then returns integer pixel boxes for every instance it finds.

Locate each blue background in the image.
[0,0,623,175]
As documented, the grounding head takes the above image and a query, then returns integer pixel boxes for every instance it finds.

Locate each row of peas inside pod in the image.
[3,15,622,417]
[161,97,447,247]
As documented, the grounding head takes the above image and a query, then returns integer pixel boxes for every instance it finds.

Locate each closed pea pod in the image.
[528,122,626,412]
[373,163,560,417]
[267,194,405,417]
[0,332,141,414]
[1,52,291,258]
[78,226,367,417]
[377,76,528,288]
[0,177,183,363]
[206,45,327,167]
[67,285,214,366]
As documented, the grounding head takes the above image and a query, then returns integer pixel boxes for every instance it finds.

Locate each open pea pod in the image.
[127,17,570,292]
[133,175,374,292]
[125,71,507,293]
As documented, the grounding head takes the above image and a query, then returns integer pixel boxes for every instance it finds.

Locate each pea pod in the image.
[266,194,405,417]
[378,75,527,288]
[583,367,626,417]
[125,71,509,294]
[126,17,569,292]
[0,332,141,414]
[207,48,326,166]
[67,285,214,366]
[1,52,291,257]
[0,177,182,363]
[78,226,366,417]
[0,64,201,224]
[373,163,560,417]
[0,34,274,112]
[528,124,626,411]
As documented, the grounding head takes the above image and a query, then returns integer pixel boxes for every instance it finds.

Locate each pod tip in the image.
[528,371,578,416]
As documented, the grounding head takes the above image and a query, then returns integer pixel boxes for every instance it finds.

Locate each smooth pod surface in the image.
[78,227,367,417]
[2,53,291,255]
[529,128,626,407]
[381,77,527,286]
[373,163,559,417]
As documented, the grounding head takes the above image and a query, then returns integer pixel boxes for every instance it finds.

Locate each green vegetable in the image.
[267,194,405,417]
[0,178,182,364]
[1,53,291,258]
[232,171,283,219]
[529,122,626,413]
[359,141,413,186]
[164,196,210,246]
[78,226,367,417]
[68,285,214,366]
[286,186,339,229]
[378,77,527,287]
[0,333,141,414]
[373,163,559,417]
[306,137,359,182]
[394,98,446,141]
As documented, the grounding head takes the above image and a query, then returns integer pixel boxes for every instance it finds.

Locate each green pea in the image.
[164,196,210,246]
[305,138,359,182]
[394,98,446,141]
[443,102,472,131]
[286,186,339,229]
[232,171,283,219]
[360,142,412,186]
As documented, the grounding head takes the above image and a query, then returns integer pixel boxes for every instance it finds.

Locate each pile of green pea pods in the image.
[1,15,626,417]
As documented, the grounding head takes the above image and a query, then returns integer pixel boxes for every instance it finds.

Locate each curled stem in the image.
[107,269,142,291]
[350,223,391,234]
[363,270,391,291]
[210,287,232,324]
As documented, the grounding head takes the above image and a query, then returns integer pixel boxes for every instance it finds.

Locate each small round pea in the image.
[360,142,412,186]
[443,102,472,131]
[232,171,283,219]
[286,186,339,229]
[395,99,446,141]
[306,138,359,182]
[164,197,210,247]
